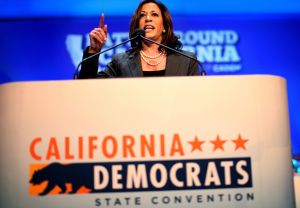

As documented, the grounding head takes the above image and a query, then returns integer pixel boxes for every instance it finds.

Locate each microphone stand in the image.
[140,35,206,76]
[73,34,140,79]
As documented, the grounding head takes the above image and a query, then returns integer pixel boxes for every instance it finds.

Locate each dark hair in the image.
[129,0,182,53]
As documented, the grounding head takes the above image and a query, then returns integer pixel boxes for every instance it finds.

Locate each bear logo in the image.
[30,163,93,196]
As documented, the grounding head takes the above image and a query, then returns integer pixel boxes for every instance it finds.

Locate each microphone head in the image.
[133,28,145,37]
[130,28,145,48]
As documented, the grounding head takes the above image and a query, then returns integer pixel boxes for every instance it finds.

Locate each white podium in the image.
[0,75,295,208]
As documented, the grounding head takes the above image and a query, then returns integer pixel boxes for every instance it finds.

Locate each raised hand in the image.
[88,13,108,53]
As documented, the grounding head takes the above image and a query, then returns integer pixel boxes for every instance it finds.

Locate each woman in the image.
[78,0,200,78]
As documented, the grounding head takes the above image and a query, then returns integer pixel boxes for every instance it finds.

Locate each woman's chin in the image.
[145,35,162,42]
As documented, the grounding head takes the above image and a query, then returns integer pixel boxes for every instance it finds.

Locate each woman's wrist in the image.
[88,46,100,54]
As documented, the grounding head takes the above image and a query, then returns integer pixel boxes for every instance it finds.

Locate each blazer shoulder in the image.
[177,50,197,59]
[168,50,197,64]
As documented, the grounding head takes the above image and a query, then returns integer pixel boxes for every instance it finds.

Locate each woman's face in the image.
[138,3,164,43]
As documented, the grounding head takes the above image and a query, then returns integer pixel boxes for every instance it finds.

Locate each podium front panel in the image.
[0,75,295,207]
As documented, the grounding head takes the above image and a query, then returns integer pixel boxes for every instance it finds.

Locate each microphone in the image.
[130,28,145,48]
[138,30,206,76]
[73,29,144,79]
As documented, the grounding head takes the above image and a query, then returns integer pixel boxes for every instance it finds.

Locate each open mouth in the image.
[144,25,155,32]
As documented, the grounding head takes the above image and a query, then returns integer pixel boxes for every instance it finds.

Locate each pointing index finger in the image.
[99,13,105,28]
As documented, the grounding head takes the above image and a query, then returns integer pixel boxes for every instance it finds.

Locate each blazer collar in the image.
[127,51,180,77]
[165,53,180,76]
[128,52,143,77]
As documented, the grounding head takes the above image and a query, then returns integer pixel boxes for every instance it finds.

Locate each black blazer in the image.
[78,49,199,78]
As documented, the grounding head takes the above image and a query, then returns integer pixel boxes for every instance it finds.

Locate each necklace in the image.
[140,50,163,59]
[140,50,165,66]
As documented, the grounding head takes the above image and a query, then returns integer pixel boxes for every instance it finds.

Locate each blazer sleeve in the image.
[78,47,119,79]
[78,47,100,79]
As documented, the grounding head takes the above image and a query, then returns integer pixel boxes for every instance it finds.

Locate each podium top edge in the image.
[0,74,286,87]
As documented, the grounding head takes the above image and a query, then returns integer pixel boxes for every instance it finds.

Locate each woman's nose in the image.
[145,15,152,21]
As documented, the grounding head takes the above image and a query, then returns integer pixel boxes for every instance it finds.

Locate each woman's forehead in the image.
[140,3,161,12]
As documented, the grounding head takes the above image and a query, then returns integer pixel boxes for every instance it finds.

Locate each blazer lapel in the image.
[127,52,143,77]
[165,53,181,76]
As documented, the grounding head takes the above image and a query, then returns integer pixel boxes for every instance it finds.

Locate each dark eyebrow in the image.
[140,10,160,13]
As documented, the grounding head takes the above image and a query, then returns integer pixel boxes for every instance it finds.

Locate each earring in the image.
[163,29,166,33]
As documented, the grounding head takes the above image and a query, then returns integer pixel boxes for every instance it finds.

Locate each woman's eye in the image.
[152,13,158,16]
[140,13,146,18]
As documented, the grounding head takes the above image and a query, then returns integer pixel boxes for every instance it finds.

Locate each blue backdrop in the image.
[0,0,299,155]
